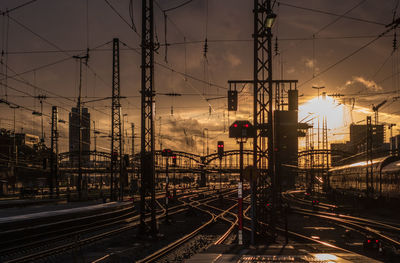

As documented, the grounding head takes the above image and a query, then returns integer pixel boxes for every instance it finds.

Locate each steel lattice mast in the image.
[50,106,58,198]
[111,38,122,201]
[140,0,157,235]
[253,0,275,242]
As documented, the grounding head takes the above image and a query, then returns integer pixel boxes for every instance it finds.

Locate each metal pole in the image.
[238,139,244,245]
[131,123,135,157]
[165,157,169,222]
[206,129,209,156]
[219,159,222,190]
[50,106,58,198]
[40,98,44,142]
[74,57,84,200]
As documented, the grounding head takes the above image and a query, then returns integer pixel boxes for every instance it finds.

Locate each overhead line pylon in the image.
[140,0,157,236]
[111,38,123,201]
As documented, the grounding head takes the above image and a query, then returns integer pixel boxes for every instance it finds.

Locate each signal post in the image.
[162,149,173,223]
[217,141,224,189]
[229,120,255,245]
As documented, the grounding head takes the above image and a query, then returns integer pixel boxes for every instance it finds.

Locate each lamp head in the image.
[266,13,277,28]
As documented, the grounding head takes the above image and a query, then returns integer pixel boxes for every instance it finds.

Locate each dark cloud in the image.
[1,0,399,153]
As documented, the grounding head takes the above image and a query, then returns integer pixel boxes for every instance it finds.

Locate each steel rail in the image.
[2,189,224,263]
[135,191,240,263]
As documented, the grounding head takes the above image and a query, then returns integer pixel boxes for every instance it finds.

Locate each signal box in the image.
[229,120,255,139]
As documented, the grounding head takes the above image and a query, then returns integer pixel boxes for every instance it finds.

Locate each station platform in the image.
[0,199,133,227]
[186,243,382,262]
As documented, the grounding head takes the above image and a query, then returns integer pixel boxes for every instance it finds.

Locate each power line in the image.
[278,1,386,26]
[0,0,40,15]
[0,41,112,83]
[2,14,113,115]
[299,24,398,87]
[314,0,367,36]
[120,40,227,90]
[103,0,140,37]
[163,0,196,12]
[3,35,393,56]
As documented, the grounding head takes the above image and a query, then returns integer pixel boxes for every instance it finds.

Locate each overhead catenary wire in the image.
[103,0,140,37]
[1,13,114,115]
[0,0,40,15]
[299,22,400,88]
[278,1,386,26]
[120,40,226,90]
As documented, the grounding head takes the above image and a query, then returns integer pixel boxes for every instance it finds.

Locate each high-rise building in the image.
[350,124,384,153]
[69,107,90,165]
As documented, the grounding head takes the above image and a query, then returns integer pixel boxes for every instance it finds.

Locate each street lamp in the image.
[265,12,277,28]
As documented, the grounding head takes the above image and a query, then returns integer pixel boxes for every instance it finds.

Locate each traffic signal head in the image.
[217,141,224,159]
[172,154,177,165]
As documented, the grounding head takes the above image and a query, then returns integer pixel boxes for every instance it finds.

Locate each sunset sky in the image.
[1,0,400,154]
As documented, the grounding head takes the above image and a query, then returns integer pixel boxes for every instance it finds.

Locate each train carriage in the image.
[329,156,400,199]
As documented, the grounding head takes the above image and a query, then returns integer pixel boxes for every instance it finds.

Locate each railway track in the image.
[134,190,244,263]
[283,190,400,257]
[0,188,227,263]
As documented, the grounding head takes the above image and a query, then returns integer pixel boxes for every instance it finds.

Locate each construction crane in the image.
[372,100,387,125]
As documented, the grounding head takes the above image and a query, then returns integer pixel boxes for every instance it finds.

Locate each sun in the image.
[299,95,347,133]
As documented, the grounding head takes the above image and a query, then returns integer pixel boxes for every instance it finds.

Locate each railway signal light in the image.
[172,154,177,166]
[228,90,238,111]
[217,141,224,160]
[162,148,173,157]
[229,120,255,138]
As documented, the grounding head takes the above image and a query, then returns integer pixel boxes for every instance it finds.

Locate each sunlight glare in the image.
[299,95,346,132]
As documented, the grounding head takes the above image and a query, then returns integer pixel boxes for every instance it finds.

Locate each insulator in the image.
[203,38,208,58]
[274,36,279,55]
[393,32,397,51]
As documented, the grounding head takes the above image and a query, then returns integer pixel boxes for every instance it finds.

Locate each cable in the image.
[278,1,385,26]
[3,35,393,56]
[163,0,195,12]
[8,15,69,56]
[120,40,226,90]
[103,0,140,37]
[299,25,398,88]
[315,0,367,36]
[1,41,112,84]
[128,0,138,33]
[0,0,39,15]
[1,14,113,115]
